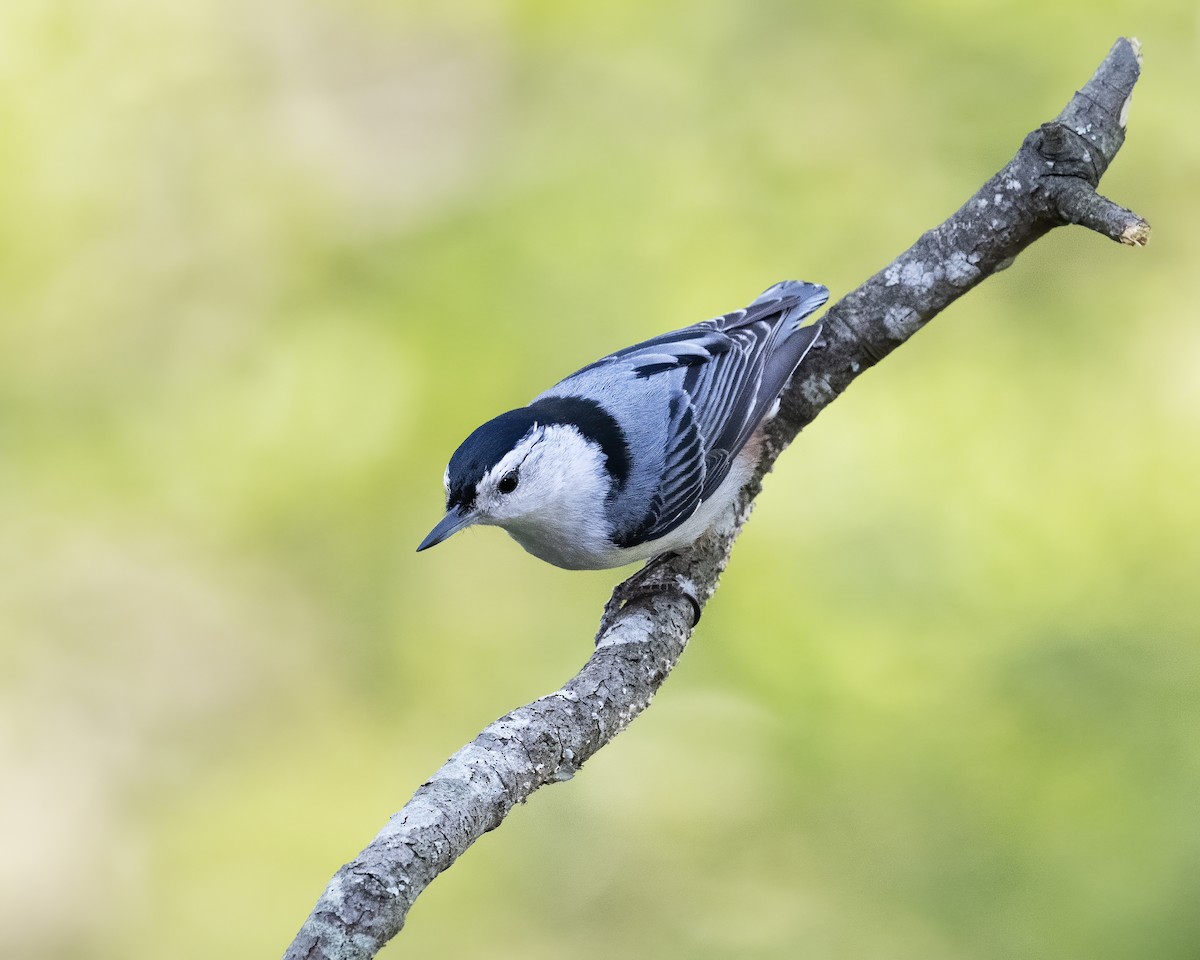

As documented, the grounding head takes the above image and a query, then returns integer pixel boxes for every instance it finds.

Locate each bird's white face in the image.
[420,421,617,566]
[472,425,608,528]
[472,424,615,568]
[468,426,545,523]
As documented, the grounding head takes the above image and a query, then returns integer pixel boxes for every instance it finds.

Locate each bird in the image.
[417,279,829,571]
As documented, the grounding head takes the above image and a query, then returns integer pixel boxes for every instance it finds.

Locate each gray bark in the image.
[284,38,1148,960]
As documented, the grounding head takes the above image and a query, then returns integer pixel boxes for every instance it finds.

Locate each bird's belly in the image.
[501,511,617,570]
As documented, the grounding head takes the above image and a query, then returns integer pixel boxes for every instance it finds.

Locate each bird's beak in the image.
[416,506,476,553]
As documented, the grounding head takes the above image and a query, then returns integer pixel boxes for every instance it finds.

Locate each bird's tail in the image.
[751,279,829,317]
[755,280,828,409]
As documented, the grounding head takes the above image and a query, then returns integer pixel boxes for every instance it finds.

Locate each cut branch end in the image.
[1120,219,1151,247]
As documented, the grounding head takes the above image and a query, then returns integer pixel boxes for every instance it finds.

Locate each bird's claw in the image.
[595,554,702,645]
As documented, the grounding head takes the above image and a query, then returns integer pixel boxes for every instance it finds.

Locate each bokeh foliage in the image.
[1,2,1197,958]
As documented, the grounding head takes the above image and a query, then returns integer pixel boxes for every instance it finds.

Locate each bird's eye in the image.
[497,470,519,495]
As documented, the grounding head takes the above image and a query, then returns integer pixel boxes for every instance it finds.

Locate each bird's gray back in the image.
[537,280,828,546]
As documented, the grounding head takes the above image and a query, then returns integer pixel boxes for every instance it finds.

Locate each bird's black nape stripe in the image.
[529,395,632,490]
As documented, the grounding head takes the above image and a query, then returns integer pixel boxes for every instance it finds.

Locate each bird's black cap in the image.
[446,407,540,512]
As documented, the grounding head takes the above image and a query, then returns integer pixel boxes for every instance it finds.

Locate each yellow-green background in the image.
[2,2,1196,958]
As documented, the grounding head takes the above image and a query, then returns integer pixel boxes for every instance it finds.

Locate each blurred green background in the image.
[1,1,1197,958]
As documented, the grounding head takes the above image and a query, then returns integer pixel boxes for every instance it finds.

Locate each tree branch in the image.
[284,37,1148,960]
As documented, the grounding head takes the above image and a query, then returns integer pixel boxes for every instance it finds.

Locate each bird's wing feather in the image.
[610,390,705,548]
[592,281,827,547]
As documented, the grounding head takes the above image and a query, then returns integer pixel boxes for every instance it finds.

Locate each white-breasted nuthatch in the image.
[417,280,829,570]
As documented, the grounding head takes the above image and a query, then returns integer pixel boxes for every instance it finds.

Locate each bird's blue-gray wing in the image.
[610,390,705,548]
[596,280,828,548]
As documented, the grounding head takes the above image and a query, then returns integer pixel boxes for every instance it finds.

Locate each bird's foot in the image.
[595,553,702,645]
